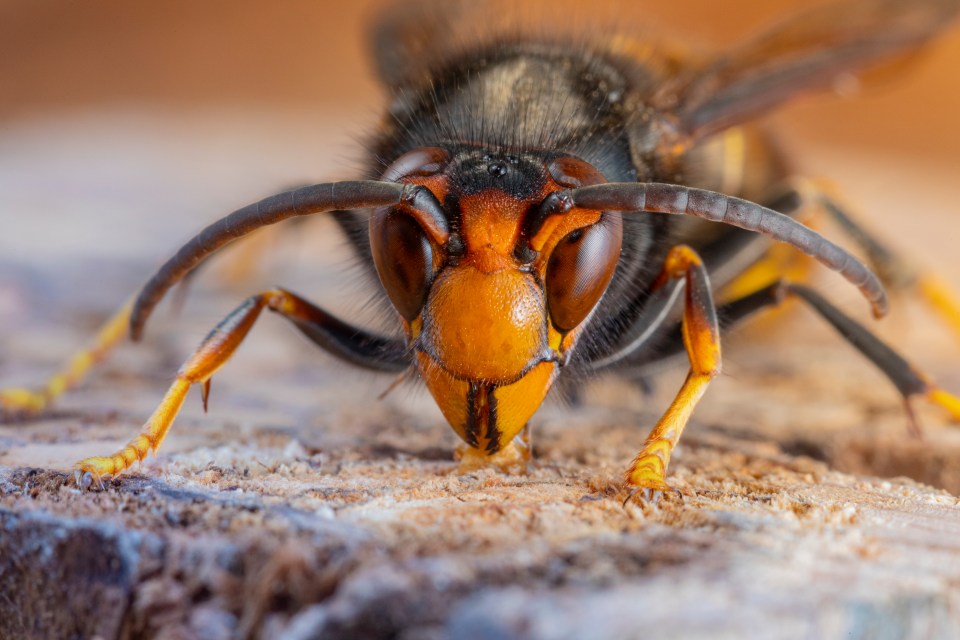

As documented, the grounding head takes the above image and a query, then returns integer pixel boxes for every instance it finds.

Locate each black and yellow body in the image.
[3,0,960,497]
[348,26,795,465]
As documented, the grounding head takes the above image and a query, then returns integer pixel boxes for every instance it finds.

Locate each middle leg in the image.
[625,280,960,433]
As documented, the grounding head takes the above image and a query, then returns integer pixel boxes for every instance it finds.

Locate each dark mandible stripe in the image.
[130,181,447,340]
[566,182,889,318]
[484,388,501,455]
[464,383,480,448]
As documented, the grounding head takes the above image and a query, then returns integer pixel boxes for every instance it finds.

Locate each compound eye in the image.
[545,213,623,333]
[370,209,434,322]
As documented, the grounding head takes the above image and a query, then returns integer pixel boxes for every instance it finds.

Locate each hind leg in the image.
[789,178,960,338]
[1,298,132,417]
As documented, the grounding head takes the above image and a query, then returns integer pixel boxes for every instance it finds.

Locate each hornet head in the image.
[370,147,622,455]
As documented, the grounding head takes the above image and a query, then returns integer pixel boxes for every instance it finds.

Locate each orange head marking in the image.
[423,264,546,383]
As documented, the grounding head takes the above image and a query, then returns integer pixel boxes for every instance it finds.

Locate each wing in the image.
[666,0,960,142]
[368,0,477,90]
[369,0,650,92]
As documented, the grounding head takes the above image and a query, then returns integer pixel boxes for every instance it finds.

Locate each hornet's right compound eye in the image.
[545,212,623,334]
[370,208,435,322]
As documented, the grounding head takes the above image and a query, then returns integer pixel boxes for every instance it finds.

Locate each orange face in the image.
[370,148,622,455]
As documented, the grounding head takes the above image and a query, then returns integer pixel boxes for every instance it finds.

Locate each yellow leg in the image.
[924,387,960,423]
[75,378,191,490]
[718,242,812,306]
[626,372,713,494]
[718,181,820,303]
[0,298,132,416]
[74,288,315,486]
[794,177,960,344]
[626,246,721,498]
[917,274,960,340]
[721,178,960,426]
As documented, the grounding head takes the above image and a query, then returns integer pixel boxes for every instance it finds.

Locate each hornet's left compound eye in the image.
[545,212,623,333]
[370,209,435,322]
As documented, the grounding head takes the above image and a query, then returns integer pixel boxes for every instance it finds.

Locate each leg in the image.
[75,287,408,486]
[0,298,132,417]
[789,178,960,338]
[739,281,960,431]
[630,281,959,431]
[622,253,960,500]
[1,279,408,422]
[612,234,957,502]
[718,177,960,341]
[625,245,721,497]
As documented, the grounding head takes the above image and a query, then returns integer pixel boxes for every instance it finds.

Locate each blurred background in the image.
[0,0,957,278]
